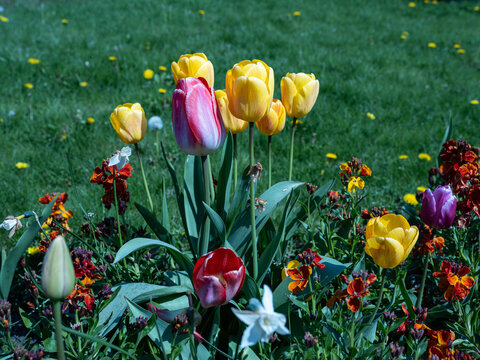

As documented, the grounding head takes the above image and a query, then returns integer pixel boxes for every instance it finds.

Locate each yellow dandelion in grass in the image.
[471,100,479,105]
[144,69,154,79]
[408,2,416,7]
[158,65,167,71]
[475,6,480,11]
[428,42,437,48]
[417,186,427,192]
[79,81,88,87]
[399,155,408,159]
[145,45,151,50]
[432,0,437,4]
[457,49,466,54]
[326,153,338,159]
[293,11,301,16]
[320,169,325,176]
[199,9,205,15]
[87,117,95,124]
[24,83,34,89]
[0,118,4,123]
[158,88,167,94]
[109,56,117,61]
[27,246,40,255]
[418,153,431,161]
[60,135,67,141]
[403,193,418,206]
[424,0,429,3]
[61,19,68,24]
[366,112,376,120]
[28,58,40,65]
[0,16,8,22]
[16,162,29,169]
[290,119,303,125]
[454,44,461,49]
[401,32,409,40]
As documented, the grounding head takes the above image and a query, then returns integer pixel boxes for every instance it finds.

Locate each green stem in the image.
[53,301,66,360]
[288,117,297,181]
[113,167,127,269]
[268,135,272,188]
[201,155,211,256]
[233,133,238,189]
[416,253,430,309]
[308,279,316,316]
[207,156,215,203]
[135,143,154,211]
[155,131,160,160]
[249,123,258,280]
[369,268,387,324]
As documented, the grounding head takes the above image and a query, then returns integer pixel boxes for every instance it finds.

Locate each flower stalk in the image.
[201,155,211,256]
[53,301,66,360]
[249,123,258,280]
[135,144,154,211]
[233,133,238,189]
[288,118,297,181]
[268,135,272,188]
[416,253,431,309]
[369,268,387,324]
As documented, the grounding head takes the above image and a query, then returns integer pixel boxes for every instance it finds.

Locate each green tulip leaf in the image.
[203,202,226,245]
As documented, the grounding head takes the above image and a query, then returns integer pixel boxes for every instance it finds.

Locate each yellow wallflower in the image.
[281,260,300,280]
[471,100,479,105]
[144,69,154,79]
[16,162,29,169]
[399,155,408,159]
[417,186,427,192]
[28,58,40,65]
[87,117,95,124]
[347,176,365,193]
[326,153,338,159]
[428,42,437,48]
[367,112,375,120]
[418,153,431,161]
[158,88,167,93]
[0,16,9,22]
[457,49,466,54]
[24,83,34,89]
[403,193,418,206]
[293,11,301,16]
[109,56,117,61]
[79,81,88,87]
[61,19,68,24]
[199,9,205,14]
[158,65,167,71]
[408,2,416,7]
[27,247,40,255]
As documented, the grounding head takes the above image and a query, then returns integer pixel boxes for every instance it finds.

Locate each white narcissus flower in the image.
[0,216,23,238]
[232,285,289,349]
[148,116,164,131]
[109,146,132,170]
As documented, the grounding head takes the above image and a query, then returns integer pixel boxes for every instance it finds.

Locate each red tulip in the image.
[172,77,225,156]
[193,248,245,308]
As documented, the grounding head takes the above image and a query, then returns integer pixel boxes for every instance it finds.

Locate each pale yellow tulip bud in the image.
[215,90,248,134]
[255,99,286,136]
[280,72,319,118]
[171,53,214,88]
[110,103,147,144]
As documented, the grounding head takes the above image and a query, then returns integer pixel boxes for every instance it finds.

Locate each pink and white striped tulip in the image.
[172,77,225,156]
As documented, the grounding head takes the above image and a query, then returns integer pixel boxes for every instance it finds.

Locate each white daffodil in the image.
[148,116,163,131]
[108,146,131,170]
[0,216,23,238]
[232,285,289,349]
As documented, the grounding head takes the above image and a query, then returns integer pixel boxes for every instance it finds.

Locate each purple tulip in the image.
[172,77,225,156]
[420,185,457,229]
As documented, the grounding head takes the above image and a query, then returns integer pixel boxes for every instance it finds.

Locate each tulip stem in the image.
[288,118,297,181]
[53,301,66,360]
[249,123,258,280]
[135,143,154,212]
[369,268,387,324]
[207,156,215,203]
[268,135,272,188]
[112,167,127,269]
[201,155,211,256]
[416,253,430,309]
[233,134,238,189]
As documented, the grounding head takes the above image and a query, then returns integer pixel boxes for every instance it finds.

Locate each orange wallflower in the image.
[433,260,475,301]
[286,265,312,293]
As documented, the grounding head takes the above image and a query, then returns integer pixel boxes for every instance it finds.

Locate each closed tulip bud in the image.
[172,77,225,156]
[365,214,418,268]
[226,59,274,122]
[193,248,245,308]
[420,186,457,229]
[255,99,286,136]
[110,103,147,144]
[171,53,214,88]
[280,73,319,118]
[215,89,248,134]
[41,236,75,300]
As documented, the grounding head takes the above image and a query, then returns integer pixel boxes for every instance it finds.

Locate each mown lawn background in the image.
[0,0,479,231]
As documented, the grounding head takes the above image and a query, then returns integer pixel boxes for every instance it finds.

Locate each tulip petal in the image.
[172,89,198,154]
[293,80,319,118]
[280,76,297,117]
[196,61,214,88]
[231,76,269,122]
[380,214,410,232]
[365,237,405,268]
[223,268,245,301]
[195,275,226,307]
[439,195,456,228]
[401,226,419,261]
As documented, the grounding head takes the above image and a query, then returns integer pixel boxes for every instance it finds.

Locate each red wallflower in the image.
[38,192,74,230]
[298,249,326,269]
[327,272,376,312]
[433,260,475,302]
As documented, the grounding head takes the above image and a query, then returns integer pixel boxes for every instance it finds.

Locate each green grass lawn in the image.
[0,0,479,227]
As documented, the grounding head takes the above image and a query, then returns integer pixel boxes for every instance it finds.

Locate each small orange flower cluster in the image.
[339,157,372,193]
[38,192,74,230]
[433,260,475,302]
[327,271,377,312]
[285,249,325,294]
[414,224,445,256]
[361,206,389,219]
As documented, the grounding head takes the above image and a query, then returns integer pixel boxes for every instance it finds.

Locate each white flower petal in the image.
[262,285,274,314]
[247,298,264,312]
[240,323,265,349]
[1,219,17,231]
[120,146,132,157]
[232,308,260,326]
[109,154,120,167]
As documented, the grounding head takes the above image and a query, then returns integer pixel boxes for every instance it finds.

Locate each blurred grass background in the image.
[0,0,479,228]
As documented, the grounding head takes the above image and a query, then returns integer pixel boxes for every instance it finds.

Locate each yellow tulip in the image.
[215,89,248,134]
[280,72,319,118]
[110,103,147,144]
[365,214,419,268]
[171,53,214,88]
[255,99,286,136]
[225,59,274,122]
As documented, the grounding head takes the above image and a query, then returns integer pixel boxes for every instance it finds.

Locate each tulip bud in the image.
[215,89,248,134]
[171,53,214,88]
[110,103,147,144]
[226,59,274,122]
[255,99,286,136]
[280,73,319,118]
[420,186,457,229]
[365,214,418,268]
[172,77,225,156]
[193,248,245,308]
[41,236,75,300]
